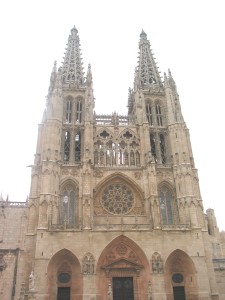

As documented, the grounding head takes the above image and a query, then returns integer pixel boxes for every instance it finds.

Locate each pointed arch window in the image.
[156,104,163,126]
[100,150,105,165]
[75,132,81,162]
[76,98,82,123]
[146,103,153,125]
[136,151,140,166]
[159,186,178,225]
[130,151,135,166]
[150,133,157,161]
[159,188,173,224]
[62,191,75,225]
[94,150,98,165]
[61,184,78,226]
[66,99,72,123]
[64,131,70,161]
[124,150,128,165]
[159,134,167,164]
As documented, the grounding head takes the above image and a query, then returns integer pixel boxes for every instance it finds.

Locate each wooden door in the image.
[113,277,134,300]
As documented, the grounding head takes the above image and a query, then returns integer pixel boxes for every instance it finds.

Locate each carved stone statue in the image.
[145,151,154,165]
[29,271,35,291]
[152,252,163,274]
[107,283,113,300]
[148,281,153,300]
[82,253,95,275]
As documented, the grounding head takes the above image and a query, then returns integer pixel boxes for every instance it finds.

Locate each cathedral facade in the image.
[0,27,225,300]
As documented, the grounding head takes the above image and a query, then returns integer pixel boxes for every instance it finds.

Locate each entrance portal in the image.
[57,287,70,300]
[173,286,185,300]
[113,277,134,300]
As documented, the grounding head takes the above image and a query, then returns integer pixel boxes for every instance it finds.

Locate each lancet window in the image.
[64,96,83,124]
[64,131,70,161]
[75,132,81,162]
[150,133,157,161]
[76,98,82,123]
[66,99,72,123]
[62,130,82,163]
[146,103,153,125]
[159,185,178,225]
[159,134,167,164]
[156,104,163,126]
[149,132,168,164]
[94,129,140,167]
[61,184,78,227]
[145,100,164,127]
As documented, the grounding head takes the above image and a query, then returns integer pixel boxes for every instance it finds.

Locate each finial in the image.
[86,63,92,85]
[71,25,78,34]
[168,68,176,86]
[164,72,168,84]
[140,29,147,38]
[53,60,57,73]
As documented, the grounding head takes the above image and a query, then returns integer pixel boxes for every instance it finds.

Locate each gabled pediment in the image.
[102,258,143,271]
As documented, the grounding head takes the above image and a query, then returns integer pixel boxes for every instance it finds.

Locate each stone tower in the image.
[1,26,225,300]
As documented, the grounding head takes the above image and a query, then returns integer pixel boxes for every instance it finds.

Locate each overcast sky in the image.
[0,0,224,230]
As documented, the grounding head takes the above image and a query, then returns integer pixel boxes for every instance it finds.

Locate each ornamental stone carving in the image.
[107,283,113,300]
[148,281,153,300]
[134,172,142,179]
[29,271,35,291]
[152,252,163,274]
[93,169,103,178]
[82,253,95,275]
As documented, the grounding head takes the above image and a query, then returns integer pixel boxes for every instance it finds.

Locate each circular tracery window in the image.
[172,273,184,283]
[102,184,134,215]
[58,273,71,283]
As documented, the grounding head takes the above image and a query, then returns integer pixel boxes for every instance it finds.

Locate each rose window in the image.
[102,184,134,214]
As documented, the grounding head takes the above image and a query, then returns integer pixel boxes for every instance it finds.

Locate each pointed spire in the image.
[62,26,85,87]
[48,61,57,94]
[164,72,169,87]
[127,87,134,114]
[136,30,162,88]
[168,68,176,87]
[86,63,93,86]
[53,66,62,95]
[164,69,183,123]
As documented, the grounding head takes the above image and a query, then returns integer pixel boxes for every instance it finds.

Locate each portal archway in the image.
[96,235,151,299]
[47,249,82,299]
[164,249,198,300]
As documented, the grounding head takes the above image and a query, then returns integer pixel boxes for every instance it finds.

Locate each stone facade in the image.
[0,27,225,300]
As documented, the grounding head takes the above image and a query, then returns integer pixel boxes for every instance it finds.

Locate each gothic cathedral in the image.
[0,26,225,300]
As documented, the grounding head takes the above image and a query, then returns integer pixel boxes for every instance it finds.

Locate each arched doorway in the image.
[47,249,82,300]
[96,235,151,300]
[164,249,198,300]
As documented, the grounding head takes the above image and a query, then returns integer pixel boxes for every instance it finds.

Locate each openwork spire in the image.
[136,30,162,87]
[62,26,84,86]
